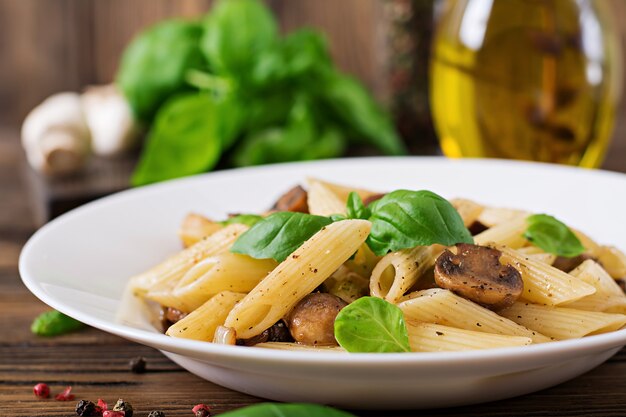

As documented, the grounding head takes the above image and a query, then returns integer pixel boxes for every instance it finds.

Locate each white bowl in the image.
[19,157,626,409]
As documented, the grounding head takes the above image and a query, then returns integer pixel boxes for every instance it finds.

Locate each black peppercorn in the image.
[75,399,97,416]
[148,411,166,417]
[112,398,134,417]
[129,356,146,373]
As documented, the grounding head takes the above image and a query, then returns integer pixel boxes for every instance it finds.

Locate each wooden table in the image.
[2,130,626,417]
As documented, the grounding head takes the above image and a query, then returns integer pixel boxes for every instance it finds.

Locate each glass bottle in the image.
[430,0,622,167]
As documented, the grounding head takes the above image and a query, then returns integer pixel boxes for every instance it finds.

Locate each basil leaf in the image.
[131,93,224,186]
[366,190,473,256]
[219,403,356,417]
[220,214,263,227]
[201,0,277,78]
[524,214,585,258]
[320,71,407,156]
[346,192,370,220]
[334,296,410,353]
[329,213,347,222]
[117,19,205,122]
[31,310,85,337]
[230,212,332,262]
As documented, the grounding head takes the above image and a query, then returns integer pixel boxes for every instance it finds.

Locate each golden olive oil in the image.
[430,0,621,167]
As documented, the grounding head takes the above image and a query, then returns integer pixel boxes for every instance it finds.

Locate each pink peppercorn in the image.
[55,385,75,401]
[103,411,125,417]
[33,383,50,398]
[192,403,211,417]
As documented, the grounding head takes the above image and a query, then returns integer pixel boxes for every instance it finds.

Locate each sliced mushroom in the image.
[236,320,294,346]
[286,293,347,346]
[271,185,309,213]
[434,243,523,310]
[362,193,386,206]
[552,253,593,273]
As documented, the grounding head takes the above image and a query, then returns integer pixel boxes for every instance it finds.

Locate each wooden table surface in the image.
[2,130,626,417]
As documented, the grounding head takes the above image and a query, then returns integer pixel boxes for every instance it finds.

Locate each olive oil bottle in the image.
[430,0,622,167]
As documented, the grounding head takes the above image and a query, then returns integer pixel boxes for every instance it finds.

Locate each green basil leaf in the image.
[334,296,410,353]
[201,0,277,77]
[346,192,370,220]
[329,214,347,222]
[366,190,473,256]
[219,403,356,417]
[220,214,264,227]
[131,93,223,186]
[524,214,585,257]
[320,71,406,156]
[31,310,85,337]
[233,96,345,167]
[230,212,332,262]
[117,19,205,122]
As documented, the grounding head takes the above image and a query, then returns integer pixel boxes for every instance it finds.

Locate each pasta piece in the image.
[473,216,528,248]
[166,291,246,341]
[597,246,626,279]
[178,213,222,247]
[499,246,596,305]
[323,266,369,303]
[129,224,248,296]
[344,243,381,278]
[398,288,550,343]
[477,207,530,228]
[306,178,348,216]
[499,302,626,339]
[224,219,372,339]
[254,342,346,352]
[406,322,532,352]
[572,229,602,257]
[162,253,277,312]
[562,260,626,314]
[308,178,378,204]
[450,198,484,227]
[370,245,443,303]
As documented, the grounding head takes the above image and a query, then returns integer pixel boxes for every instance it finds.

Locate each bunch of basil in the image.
[116,0,406,186]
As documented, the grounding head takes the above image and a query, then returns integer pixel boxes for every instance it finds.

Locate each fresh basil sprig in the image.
[362,190,473,256]
[230,212,332,262]
[220,403,356,417]
[334,296,410,353]
[346,192,370,220]
[524,214,585,258]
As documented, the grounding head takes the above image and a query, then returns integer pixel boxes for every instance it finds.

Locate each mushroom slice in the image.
[271,185,309,213]
[434,243,523,310]
[286,293,347,346]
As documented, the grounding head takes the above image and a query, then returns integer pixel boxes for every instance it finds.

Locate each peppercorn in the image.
[102,411,125,417]
[129,356,146,373]
[113,399,133,417]
[75,399,97,416]
[33,382,50,398]
[148,412,166,417]
[192,403,211,417]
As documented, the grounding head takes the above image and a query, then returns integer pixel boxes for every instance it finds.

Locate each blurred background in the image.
[1,0,626,223]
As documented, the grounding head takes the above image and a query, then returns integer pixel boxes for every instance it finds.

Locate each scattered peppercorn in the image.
[148,412,166,417]
[33,382,50,398]
[113,399,133,417]
[55,386,75,401]
[129,356,146,373]
[192,403,211,417]
[75,399,97,416]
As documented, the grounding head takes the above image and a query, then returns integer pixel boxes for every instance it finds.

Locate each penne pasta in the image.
[450,198,484,227]
[562,260,626,314]
[129,223,249,297]
[473,216,528,248]
[499,302,626,339]
[224,219,372,339]
[166,291,246,341]
[398,288,550,343]
[406,322,532,352]
[370,245,443,303]
[306,178,347,216]
[178,213,223,247]
[498,246,596,305]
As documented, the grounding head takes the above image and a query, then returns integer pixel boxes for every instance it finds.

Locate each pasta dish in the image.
[123,179,626,353]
